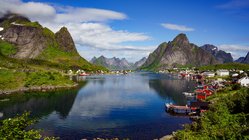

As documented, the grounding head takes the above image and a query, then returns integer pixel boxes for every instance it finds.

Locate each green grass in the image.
[38,45,107,72]
[25,71,73,87]
[0,69,74,90]
[0,40,17,56]
[0,69,25,90]
[198,63,249,71]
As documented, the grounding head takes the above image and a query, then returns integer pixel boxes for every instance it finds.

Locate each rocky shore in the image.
[0,83,78,95]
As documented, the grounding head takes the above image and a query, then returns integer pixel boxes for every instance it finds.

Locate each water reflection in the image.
[149,78,195,105]
[0,82,87,120]
[0,73,193,139]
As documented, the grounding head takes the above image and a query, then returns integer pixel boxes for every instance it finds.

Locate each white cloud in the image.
[0,0,154,62]
[0,0,56,21]
[217,0,249,9]
[218,44,249,59]
[54,7,127,23]
[161,23,194,32]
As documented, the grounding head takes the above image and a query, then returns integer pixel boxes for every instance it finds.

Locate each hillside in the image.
[140,33,218,70]
[201,44,233,63]
[0,13,107,72]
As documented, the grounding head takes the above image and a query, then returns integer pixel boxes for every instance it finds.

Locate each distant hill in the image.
[140,33,218,70]
[90,56,146,70]
[200,44,233,63]
[134,57,147,68]
[0,13,107,72]
[235,57,245,63]
[235,52,249,64]
[90,56,134,70]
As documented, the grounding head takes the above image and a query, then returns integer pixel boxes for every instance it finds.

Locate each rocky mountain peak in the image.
[243,52,249,64]
[172,33,189,45]
[55,26,77,53]
[201,44,233,63]
[140,34,218,70]
[0,13,30,26]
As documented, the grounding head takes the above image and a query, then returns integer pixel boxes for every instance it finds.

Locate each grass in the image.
[0,69,25,90]
[0,40,17,56]
[25,71,73,87]
[198,63,249,71]
[0,69,74,90]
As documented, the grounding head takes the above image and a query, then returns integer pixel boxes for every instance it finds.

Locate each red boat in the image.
[79,73,89,76]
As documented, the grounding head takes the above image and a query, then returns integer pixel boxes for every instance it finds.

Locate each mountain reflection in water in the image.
[0,72,194,139]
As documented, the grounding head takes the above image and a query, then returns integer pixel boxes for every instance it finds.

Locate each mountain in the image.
[243,52,249,64]
[90,56,134,70]
[140,33,218,70]
[235,52,249,64]
[201,44,233,63]
[134,57,147,68]
[235,57,245,63]
[0,13,107,71]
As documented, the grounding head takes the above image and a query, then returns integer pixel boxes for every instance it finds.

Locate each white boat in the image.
[182,92,195,96]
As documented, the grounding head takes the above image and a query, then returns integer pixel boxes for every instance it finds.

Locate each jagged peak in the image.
[172,33,189,45]
[56,26,69,34]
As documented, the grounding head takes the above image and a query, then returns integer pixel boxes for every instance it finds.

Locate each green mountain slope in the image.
[0,13,107,72]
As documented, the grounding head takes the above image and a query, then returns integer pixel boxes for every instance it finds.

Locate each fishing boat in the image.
[79,73,89,76]
[165,103,195,114]
[182,92,195,96]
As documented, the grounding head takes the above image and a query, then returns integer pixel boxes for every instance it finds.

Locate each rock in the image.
[201,44,233,63]
[55,27,77,53]
[234,52,249,64]
[141,33,218,70]
[134,57,147,68]
[235,57,245,63]
[2,25,49,58]
[90,55,135,70]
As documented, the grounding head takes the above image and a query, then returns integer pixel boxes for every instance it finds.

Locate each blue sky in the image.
[2,0,249,62]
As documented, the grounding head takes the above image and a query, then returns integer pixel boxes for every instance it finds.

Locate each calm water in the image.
[0,72,195,140]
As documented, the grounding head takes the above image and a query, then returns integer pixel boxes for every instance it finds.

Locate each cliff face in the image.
[2,25,49,59]
[201,44,233,63]
[0,13,107,71]
[141,34,218,70]
[55,27,77,53]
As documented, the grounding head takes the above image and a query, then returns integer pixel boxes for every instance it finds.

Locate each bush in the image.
[0,112,59,139]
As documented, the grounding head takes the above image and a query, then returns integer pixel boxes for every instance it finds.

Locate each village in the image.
[161,68,249,119]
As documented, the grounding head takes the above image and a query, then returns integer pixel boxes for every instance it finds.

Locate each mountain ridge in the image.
[200,44,233,63]
[140,33,219,70]
[0,13,107,72]
[90,56,146,70]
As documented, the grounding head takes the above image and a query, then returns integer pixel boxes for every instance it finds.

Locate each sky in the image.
[1,0,249,62]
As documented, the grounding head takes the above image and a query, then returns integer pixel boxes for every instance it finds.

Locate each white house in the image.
[217,70,229,77]
[238,77,249,87]
[203,72,215,77]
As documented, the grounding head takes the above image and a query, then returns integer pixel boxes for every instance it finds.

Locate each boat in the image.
[79,73,89,76]
[165,103,195,114]
[182,92,195,96]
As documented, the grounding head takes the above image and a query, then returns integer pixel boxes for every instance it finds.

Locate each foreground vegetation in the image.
[0,112,57,139]
[175,86,249,139]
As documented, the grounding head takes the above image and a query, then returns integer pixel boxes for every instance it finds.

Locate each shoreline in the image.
[0,83,79,95]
